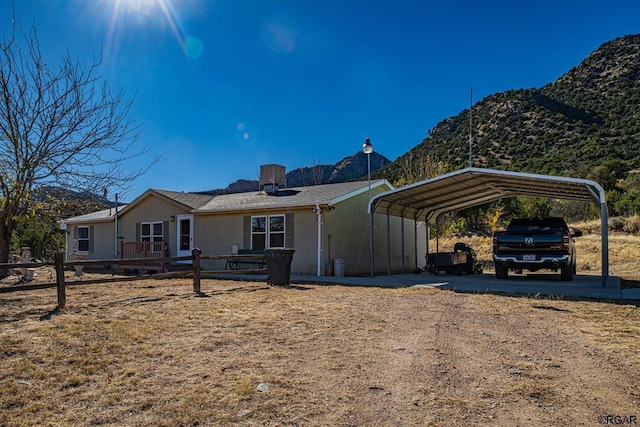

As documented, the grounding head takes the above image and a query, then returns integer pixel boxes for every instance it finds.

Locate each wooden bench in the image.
[226,249,267,270]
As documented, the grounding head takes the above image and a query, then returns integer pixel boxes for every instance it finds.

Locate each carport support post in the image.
[369,210,374,277]
[601,203,609,287]
[426,222,430,258]
[400,215,405,274]
[413,218,418,272]
[436,219,440,253]
[192,248,201,294]
[386,212,391,275]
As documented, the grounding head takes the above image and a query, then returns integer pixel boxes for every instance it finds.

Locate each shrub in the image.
[622,215,640,235]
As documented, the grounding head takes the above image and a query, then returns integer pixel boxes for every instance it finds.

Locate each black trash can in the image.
[265,248,295,286]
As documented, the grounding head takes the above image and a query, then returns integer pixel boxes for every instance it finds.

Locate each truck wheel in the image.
[561,264,574,281]
[495,265,508,279]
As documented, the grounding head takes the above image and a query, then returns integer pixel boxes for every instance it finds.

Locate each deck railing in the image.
[120,241,165,259]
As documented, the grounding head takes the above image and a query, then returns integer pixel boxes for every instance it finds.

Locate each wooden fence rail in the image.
[0,249,268,309]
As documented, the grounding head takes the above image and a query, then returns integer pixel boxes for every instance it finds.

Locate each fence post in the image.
[55,252,66,309]
[192,247,201,294]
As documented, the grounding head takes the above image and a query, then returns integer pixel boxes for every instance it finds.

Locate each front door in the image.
[176,214,194,260]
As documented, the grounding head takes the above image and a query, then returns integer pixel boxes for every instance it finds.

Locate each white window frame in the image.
[141,221,163,243]
[268,214,285,247]
[77,226,90,253]
[251,214,285,249]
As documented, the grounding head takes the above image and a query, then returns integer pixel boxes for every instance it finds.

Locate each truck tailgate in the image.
[496,233,564,252]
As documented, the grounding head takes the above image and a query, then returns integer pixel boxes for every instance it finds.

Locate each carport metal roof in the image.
[368,167,609,285]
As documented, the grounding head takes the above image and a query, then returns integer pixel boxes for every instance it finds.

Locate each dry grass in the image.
[1,232,640,425]
[1,277,639,426]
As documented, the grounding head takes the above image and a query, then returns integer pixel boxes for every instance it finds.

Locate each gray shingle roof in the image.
[64,206,127,223]
[197,180,383,212]
[152,189,214,209]
[63,180,389,222]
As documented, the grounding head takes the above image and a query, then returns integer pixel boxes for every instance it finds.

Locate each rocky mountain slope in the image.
[199,151,390,195]
[377,34,640,184]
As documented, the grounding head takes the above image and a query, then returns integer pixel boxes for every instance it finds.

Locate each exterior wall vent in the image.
[259,164,286,194]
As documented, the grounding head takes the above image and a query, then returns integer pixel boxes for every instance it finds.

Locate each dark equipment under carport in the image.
[426,242,483,275]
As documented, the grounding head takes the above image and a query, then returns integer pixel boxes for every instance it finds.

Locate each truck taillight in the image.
[562,233,569,250]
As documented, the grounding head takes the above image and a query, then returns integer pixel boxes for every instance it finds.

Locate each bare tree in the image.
[0,20,155,268]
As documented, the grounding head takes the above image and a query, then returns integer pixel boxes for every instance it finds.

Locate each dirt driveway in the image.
[1,278,639,426]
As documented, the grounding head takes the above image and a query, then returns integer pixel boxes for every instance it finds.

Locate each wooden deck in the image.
[119,241,168,272]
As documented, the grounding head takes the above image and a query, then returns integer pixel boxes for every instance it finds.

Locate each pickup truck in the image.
[492,217,582,281]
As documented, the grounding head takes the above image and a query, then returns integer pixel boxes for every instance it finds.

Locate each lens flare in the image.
[184,35,204,59]
[103,0,203,61]
[261,14,298,55]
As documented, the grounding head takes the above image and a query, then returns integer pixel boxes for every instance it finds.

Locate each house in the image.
[61,165,427,276]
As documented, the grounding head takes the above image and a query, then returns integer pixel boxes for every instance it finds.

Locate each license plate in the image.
[523,254,536,261]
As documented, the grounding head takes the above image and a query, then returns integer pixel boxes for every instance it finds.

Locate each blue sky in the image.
[3,0,639,200]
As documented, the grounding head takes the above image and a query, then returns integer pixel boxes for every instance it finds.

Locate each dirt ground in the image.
[1,273,639,426]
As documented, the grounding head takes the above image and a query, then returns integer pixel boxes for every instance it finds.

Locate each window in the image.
[251,216,266,249]
[251,214,285,249]
[269,215,285,247]
[141,222,163,242]
[77,226,90,252]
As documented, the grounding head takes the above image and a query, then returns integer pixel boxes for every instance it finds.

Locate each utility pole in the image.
[469,86,473,168]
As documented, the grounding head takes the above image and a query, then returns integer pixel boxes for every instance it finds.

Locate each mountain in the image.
[377,34,640,184]
[286,152,390,187]
[199,151,391,195]
[34,186,113,216]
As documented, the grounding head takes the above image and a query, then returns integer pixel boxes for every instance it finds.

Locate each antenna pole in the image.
[469,86,473,168]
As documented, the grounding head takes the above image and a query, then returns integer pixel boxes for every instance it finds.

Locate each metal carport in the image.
[368,167,609,286]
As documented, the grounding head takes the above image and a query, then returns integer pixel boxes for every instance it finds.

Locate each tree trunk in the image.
[0,221,11,278]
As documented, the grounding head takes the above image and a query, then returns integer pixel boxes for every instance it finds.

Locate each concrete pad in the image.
[206,271,637,300]
[434,273,624,300]
[293,272,632,300]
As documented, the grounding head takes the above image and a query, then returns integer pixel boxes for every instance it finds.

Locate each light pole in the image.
[363,137,374,277]
[363,137,373,200]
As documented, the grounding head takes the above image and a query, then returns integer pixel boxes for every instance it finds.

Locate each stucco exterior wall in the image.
[323,193,370,275]
[66,221,114,260]
[287,208,319,275]
[118,196,190,257]
[324,188,427,276]
[194,208,320,274]
[193,213,243,270]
